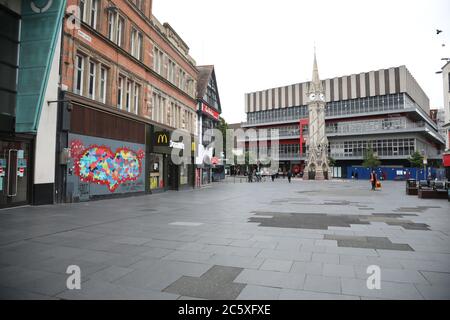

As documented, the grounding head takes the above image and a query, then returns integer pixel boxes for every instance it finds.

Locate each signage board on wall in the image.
[154,131,170,146]
[201,103,219,120]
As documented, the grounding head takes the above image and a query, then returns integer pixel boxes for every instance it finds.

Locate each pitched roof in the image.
[196,65,214,99]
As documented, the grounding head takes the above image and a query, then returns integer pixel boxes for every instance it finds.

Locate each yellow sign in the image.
[155,132,169,146]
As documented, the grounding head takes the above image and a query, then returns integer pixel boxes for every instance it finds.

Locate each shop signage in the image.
[201,103,219,120]
[170,140,184,150]
[154,132,170,146]
[443,153,450,167]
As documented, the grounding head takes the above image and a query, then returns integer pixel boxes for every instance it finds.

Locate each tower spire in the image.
[310,48,323,92]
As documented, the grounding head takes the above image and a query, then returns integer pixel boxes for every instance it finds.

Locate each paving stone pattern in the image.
[0,179,449,300]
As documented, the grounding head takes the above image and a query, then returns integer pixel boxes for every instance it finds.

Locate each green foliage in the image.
[328,156,336,167]
[362,148,381,168]
[217,117,228,158]
[408,151,424,168]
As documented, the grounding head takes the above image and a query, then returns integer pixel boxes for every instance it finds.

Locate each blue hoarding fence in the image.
[346,166,446,181]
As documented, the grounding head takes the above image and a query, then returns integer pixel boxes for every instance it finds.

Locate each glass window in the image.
[90,0,98,29]
[126,80,131,112]
[134,84,140,115]
[88,61,96,99]
[74,55,84,95]
[100,67,107,103]
[117,76,124,109]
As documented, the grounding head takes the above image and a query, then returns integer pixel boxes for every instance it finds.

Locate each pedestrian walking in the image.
[370,170,377,191]
[287,170,292,183]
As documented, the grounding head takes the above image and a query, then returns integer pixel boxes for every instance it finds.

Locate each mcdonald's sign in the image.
[154,132,169,146]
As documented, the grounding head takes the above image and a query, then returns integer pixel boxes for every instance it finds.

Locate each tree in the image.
[408,151,424,168]
[362,148,381,169]
[328,156,336,167]
[216,116,228,158]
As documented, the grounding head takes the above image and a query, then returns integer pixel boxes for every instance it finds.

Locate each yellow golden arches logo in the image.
[157,133,168,144]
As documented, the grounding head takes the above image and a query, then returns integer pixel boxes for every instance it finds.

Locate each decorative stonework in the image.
[303,52,332,180]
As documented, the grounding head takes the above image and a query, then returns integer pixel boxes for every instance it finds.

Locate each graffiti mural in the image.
[69,139,145,193]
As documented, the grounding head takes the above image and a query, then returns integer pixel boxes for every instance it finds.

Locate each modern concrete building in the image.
[0,0,66,208]
[442,61,450,150]
[242,65,446,179]
[440,60,450,177]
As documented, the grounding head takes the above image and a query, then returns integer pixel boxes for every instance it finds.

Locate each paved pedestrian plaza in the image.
[0,178,449,300]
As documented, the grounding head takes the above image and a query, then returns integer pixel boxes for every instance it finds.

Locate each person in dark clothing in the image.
[355,172,358,180]
[287,170,292,183]
[370,170,377,191]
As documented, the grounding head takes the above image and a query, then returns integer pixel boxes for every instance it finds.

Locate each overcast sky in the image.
[153,0,450,124]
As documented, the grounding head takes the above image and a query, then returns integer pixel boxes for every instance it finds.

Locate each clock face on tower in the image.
[319,93,325,101]
[309,93,316,101]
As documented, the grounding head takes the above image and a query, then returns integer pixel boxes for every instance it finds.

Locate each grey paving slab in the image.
[234,269,306,290]
[88,266,134,283]
[420,271,450,286]
[311,253,340,264]
[303,275,341,294]
[206,254,264,269]
[164,265,246,300]
[323,263,356,278]
[414,284,450,300]
[258,249,312,262]
[57,279,179,300]
[237,285,281,300]
[259,259,293,272]
[0,286,55,300]
[279,288,360,300]
[163,250,213,263]
[290,261,323,275]
[341,278,423,299]
[354,267,428,284]
[0,179,449,299]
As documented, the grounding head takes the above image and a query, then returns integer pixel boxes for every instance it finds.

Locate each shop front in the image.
[0,137,33,208]
[151,128,195,191]
[57,98,147,202]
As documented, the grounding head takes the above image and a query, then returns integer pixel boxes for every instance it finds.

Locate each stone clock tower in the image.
[303,52,332,180]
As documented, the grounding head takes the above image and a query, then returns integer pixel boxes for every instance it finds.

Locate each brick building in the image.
[57,0,201,202]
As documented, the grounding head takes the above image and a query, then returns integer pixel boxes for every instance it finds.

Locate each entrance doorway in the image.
[0,140,31,208]
[168,161,179,190]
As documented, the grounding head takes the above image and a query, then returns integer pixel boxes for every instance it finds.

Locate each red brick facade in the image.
[62,0,198,133]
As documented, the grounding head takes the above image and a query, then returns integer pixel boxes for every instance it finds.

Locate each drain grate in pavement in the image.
[324,234,414,251]
[163,265,246,300]
[249,211,430,231]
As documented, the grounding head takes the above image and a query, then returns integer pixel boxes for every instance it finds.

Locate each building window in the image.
[100,67,107,103]
[89,0,98,29]
[178,69,185,90]
[117,16,124,47]
[80,0,98,29]
[126,80,131,112]
[153,47,164,74]
[130,27,143,60]
[117,76,124,109]
[88,61,96,99]
[74,55,84,95]
[133,83,140,115]
[108,11,115,41]
[168,60,175,83]
[108,11,124,46]
[80,0,86,22]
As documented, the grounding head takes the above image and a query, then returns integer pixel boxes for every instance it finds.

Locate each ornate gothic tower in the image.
[303,52,331,180]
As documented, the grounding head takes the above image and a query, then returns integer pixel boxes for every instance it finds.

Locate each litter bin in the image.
[406,179,418,195]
